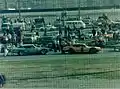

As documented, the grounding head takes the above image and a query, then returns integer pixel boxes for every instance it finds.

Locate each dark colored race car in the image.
[62,43,101,54]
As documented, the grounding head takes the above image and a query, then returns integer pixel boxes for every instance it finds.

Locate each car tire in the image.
[68,48,74,54]
[18,51,25,56]
[61,50,65,54]
[40,49,48,55]
[89,48,97,54]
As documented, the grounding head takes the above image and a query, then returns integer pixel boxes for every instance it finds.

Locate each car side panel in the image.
[74,47,81,52]
[83,47,90,52]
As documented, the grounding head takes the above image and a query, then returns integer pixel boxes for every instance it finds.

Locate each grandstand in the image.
[0,0,119,10]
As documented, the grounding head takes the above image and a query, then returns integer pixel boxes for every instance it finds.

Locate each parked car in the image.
[82,17,93,28]
[9,44,49,56]
[34,17,45,31]
[37,36,55,47]
[81,31,93,39]
[23,33,39,44]
[88,39,106,48]
[46,25,57,31]
[62,43,101,54]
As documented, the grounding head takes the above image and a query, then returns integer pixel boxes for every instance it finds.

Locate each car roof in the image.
[73,43,86,45]
[2,23,11,24]
[24,33,36,35]
[41,36,54,38]
[20,44,34,46]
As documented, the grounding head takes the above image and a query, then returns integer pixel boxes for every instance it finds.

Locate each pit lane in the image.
[1,48,120,88]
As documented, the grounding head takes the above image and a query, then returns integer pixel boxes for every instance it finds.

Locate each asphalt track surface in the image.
[2,48,120,88]
[0,48,118,61]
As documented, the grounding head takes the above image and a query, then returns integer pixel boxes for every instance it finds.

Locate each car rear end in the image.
[62,46,70,54]
[94,47,102,52]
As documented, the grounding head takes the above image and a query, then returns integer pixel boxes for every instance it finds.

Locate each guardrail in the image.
[0,5,119,13]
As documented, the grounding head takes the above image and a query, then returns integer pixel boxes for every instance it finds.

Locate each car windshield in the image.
[80,45,86,47]
[73,45,80,47]
[41,37,53,40]
[19,45,35,48]
[24,34,33,37]
[25,45,35,48]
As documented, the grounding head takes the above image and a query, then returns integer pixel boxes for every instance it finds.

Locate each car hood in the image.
[88,46,101,50]
[37,46,49,50]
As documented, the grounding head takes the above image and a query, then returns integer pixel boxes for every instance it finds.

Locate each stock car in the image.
[62,43,101,54]
[9,44,49,56]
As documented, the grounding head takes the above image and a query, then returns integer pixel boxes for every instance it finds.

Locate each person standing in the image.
[0,73,6,88]
[53,40,57,52]
[31,24,35,32]
[56,34,62,52]
[92,28,96,37]
[2,34,7,44]
[12,32,17,46]
[7,33,12,44]
[3,44,8,57]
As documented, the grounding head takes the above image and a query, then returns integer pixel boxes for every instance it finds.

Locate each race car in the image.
[9,44,49,56]
[62,43,101,54]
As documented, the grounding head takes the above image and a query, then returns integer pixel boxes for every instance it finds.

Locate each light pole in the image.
[18,0,21,20]
[5,0,7,10]
[78,0,81,20]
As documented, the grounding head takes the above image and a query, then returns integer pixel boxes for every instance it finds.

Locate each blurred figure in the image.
[31,24,35,32]
[3,44,8,57]
[2,34,8,44]
[7,33,12,44]
[0,73,6,88]
[92,27,96,37]
[36,31,39,36]
[53,40,57,52]
[12,32,17,46]
[101,28,106,35]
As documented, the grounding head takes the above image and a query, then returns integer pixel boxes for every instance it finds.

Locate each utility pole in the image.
[78,0,81,20]
[18,0,21,20]
[5,0,7,10]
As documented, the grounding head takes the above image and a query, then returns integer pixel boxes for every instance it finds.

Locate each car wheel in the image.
[89,48,97,54]
[18,51,25,56]
[40,49,48,55]
[68,48,74,54]
[61,50,65,54]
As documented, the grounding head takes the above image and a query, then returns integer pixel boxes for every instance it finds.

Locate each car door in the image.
[24,45,36,55]
[29,45,37,54]
[79,45,86,53]
[73,45,81,52]
[81,45,89,53]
